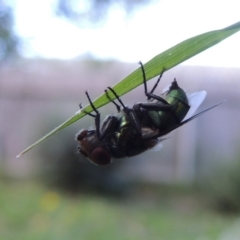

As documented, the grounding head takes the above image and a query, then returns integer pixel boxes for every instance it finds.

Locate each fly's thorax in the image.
[108,118,138,151]
[118,110,131,128]
[104,110,145,158]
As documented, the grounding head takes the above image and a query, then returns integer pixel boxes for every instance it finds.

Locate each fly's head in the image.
[76,129,112,166]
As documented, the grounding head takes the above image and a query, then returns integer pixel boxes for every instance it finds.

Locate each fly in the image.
[76,62,222,166]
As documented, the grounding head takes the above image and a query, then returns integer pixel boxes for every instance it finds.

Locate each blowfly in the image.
[76,62,222,166]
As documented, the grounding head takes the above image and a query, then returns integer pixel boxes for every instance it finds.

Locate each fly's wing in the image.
[160,85,171,96]
[183,91,207,121]
[147,138,169,152]
[153,101,224,138]
[149,142,163,151]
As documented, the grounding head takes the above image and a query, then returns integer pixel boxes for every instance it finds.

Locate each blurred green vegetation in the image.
[201,153,240,213]
[0,180,237,240]
[0,1,19,62]
[55,0,153,26]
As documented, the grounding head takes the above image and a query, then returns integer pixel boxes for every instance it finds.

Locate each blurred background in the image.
[1,0,240,239]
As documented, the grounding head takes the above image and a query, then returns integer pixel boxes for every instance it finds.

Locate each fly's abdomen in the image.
[158,80,190,130]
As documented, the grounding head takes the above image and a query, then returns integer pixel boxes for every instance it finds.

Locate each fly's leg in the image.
[106,87,126,109]
[139,61,169,104]
[106,87,142,136]
[150,67,166,95]
[135,102,173,111]
[80,97,120,141]
[135,102,181,124]
[139,61,180,123]
[80,91,102,139]
[105,89,121,112]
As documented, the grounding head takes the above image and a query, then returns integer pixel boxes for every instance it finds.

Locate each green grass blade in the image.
[17,21,240,157]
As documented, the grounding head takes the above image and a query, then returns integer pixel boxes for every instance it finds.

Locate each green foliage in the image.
[0,1,19,61]
[203,155,240,213]
[0,181,236,239]
[17,21,240,157]
[55,0,152,26]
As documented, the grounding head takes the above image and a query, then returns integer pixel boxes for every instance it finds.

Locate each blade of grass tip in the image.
[16,109,84,158]
[16,92,116,158]
[17,21,240,157]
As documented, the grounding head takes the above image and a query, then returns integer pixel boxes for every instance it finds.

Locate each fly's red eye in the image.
[91,147,111,166]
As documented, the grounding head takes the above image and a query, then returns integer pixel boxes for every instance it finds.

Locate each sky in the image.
[13,0,240,67]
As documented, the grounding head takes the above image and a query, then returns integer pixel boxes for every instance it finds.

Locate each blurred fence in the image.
[1,59,240,184]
